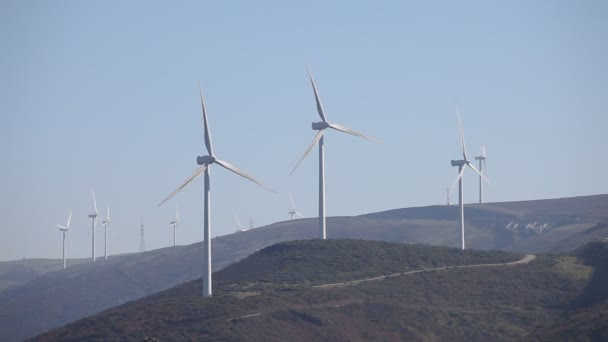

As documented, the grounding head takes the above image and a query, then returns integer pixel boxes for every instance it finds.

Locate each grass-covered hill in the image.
[31,239,607,341]
[4,194,608,341]
[215,239,517,286]
[532,241,608,341]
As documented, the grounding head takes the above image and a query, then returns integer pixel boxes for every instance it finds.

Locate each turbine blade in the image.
[56,224,67,229]
[158,165,207,207]
[235,215,242,230]
[306,65,328,123]
[106,204,110,223]
[288,192,296,209]
[66,210,72,228]
[198,81,214,156]
[215,159,274,192]
[482,145,487,158]
[451,166,466,190]
[67,230,72,249]
[328,123,377,142]
[289,131,324,175]
[91,190,99,215]
[456,109,468,161]
[295,211,304,218]
[467,162,490,183]
[483,159,488,177]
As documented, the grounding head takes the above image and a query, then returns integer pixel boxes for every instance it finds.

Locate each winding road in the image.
[314,254,536,288]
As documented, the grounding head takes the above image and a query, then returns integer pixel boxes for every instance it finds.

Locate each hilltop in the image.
[31,239,607,341]
[2,194,608,341]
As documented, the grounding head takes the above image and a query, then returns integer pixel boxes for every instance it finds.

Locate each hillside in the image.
[31,239,605,341]
[0,258,89,293]
[2,194,608,341]
[533,241,608,341]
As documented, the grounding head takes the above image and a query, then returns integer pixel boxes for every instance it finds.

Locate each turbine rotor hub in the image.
[312,121,329,130]
[197,155,216,165]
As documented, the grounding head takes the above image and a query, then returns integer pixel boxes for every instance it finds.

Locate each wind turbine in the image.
[100,203,110,259]
[450,111,488,250]
[169,203,179,246]
[89,190,101,262]
[56,210,72,269]
[474,146,488,204]
[159,82,273,297]
[290,67,376,239]
[288,192,304,220]
[235,215,244,232]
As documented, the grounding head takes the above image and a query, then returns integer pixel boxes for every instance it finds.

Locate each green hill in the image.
[532,241,608,341]
[31,240,607,341]
[4,194,608,341]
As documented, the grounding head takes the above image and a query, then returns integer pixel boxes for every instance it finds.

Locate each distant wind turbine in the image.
[100,203,110,259]
[56,210,72,269]
[159,82,273,297]
[290,66,376,239]
[169,203,179,246]
[450,111,489,250]
[474,146,488,204]
[235,215,244,232]
[89,190,101,262]
[288,192,304,220]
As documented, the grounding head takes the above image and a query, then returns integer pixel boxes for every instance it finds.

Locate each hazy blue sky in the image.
[1,0,606,261]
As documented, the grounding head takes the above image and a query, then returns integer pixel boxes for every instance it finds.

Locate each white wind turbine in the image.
[288,192,304,220]
[100,203,110,259]
[169,203,179,246]
[89,190,102,262]
[159,82,273,297]
[290,67,376,239]
[474,146,488,204]
[56,210,72,269]
[235,215,244,232]
[450,111,489,250]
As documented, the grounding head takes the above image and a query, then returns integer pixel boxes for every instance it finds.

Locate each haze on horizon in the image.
[1,0,606,261]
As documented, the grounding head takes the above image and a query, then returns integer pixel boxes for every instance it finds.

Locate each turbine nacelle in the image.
[312,121,330,130]
[197,155,216,166]
[451,160,466,167]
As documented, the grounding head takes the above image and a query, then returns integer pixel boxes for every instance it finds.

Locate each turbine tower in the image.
[288,192,304,220]
[100,203,110,259]
[474,146,488,204]
[290,67,375,239]
[169,203,179,246]
[450,111,488,250]
[159,82,273,297]
[56,210,72,269]
[89,190,101,262]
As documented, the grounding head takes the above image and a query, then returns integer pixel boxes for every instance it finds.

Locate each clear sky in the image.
[1,0,606,261]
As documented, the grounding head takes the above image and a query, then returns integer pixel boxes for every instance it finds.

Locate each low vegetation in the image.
[30,239,608,341]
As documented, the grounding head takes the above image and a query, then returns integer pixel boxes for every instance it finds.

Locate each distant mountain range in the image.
[31,239,608,341]
[1,194,607,341]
